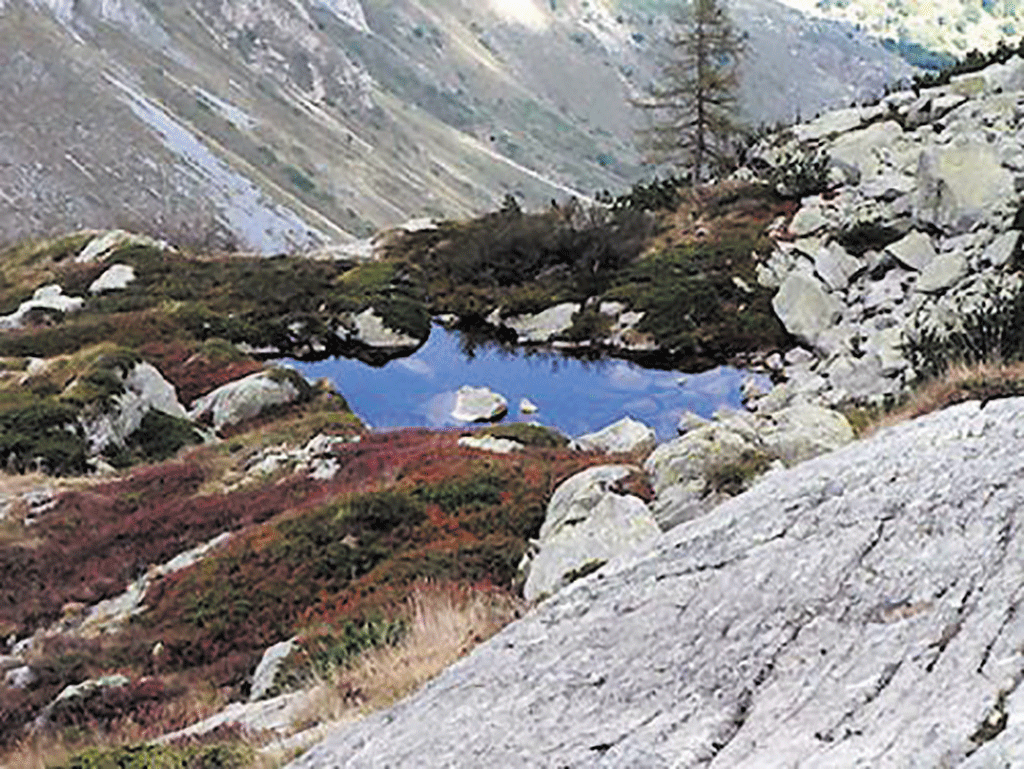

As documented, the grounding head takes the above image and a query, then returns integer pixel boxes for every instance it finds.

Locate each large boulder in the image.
[571,416,656,455]
[450,386,508,423]
[250,638,296,702]
[287,397,1024,768]
[75,229,170,263]
[88,264,137,294]
[754,404,854,464]
[189,368,308,431]
[644,421,755,497]
[520,465,658,602]
[771,273,843,352]
[913,140,1015,234]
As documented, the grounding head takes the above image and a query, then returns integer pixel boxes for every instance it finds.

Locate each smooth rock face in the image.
[288,397,1024,768]
[915,250,968,293]
[189,369,303,431]
[771,273,842,352]
[450,386,508,423]
[885,230,937,272]
[914,142,1015,234]
[571,416,656,455]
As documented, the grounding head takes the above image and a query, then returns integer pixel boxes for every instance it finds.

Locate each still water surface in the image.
[286,327,767,442]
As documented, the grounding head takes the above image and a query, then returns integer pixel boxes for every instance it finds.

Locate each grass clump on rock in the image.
[479,423,569,449]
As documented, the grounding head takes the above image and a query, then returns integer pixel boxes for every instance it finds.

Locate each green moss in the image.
[706,449,776,495]
[480,423,568,448]
[415,472,504,513]
[51,742,255,769]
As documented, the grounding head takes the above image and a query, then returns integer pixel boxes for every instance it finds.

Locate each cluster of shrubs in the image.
[595,176,688,212]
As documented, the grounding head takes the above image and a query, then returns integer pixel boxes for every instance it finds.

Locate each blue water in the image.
[286,327,768,442]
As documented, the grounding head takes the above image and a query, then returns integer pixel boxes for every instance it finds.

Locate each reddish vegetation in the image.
[0,428,637,746]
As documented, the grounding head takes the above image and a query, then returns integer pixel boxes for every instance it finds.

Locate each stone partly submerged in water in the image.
[287,396,1024,767]
[450,385,508,423]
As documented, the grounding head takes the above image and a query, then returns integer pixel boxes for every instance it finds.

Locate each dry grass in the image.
[291,585,524,730]
[859,360,1024,438]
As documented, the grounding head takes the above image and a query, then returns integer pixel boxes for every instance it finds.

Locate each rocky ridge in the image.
[746,55,1024,410]
[290,396,1024,767]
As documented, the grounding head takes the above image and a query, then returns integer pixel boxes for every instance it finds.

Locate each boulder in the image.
[36,675,130,726]
[75,229,170,263]
[88,264,136,294]
[189,368,307,431]
[813,242,862,291]
[4,665,36,690]
[250,638,296,702]
[289,398,1024,769]
[78,362,190,455]
[521,465,658,602]
[492,303,580,344]
[457,436,523,454]
[644,422,755,497]
[519,398,539,415]
[346,308,424,358]
[570,417,656,455]
[0,284,85,329]
[755,404,854,464]
[914,140,1015,234]
[915,251,968,293]
[788,202,829,237]
[450,386,508,423]
[885,230,937,272]
[771,273,843,351]
[982,230,1020,268]
[827,120,905,180]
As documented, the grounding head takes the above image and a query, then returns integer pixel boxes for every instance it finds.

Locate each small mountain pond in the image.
[285,326,770,442]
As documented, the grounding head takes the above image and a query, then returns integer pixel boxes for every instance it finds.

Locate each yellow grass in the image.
[859,360,1024,437]
[290,585,523,731]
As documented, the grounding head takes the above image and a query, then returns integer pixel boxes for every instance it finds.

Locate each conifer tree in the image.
[634,0,746,182]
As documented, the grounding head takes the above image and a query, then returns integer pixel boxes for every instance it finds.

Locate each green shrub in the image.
[767,147,831,198]
[415,472,504,513]
[126,410,205,463]
[480,423,568,449]
[51,742,255,769]
[0,402,87,475]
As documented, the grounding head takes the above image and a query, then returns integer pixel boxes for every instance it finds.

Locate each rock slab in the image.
[289,397,1024,768]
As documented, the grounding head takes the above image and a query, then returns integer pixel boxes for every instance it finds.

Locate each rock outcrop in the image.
[188,368,309,431]
[0,285,84,330]
[288,396,1024,767]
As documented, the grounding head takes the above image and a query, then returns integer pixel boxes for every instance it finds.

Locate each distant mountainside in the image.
[775,0,1023,61]
[0,0,910,251]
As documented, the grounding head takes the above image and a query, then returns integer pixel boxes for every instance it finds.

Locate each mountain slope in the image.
[0,0,910,251]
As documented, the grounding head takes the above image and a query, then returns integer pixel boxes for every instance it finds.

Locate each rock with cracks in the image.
[288,397,1024,767]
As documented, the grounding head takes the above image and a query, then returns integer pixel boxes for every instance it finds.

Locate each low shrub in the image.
[479,423,569,449]
[51,742,255,769]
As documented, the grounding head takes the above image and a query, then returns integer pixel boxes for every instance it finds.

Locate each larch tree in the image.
[634,0,746,183]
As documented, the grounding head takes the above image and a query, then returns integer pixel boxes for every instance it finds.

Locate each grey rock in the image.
[914,140,1016,234]
[522,491,659,602]
[250,638,296,702]
[771,273,843,351]
[862,268,911,312]
[348,308,423,354]
[677,411,711,435]
[450,386,508,423]
[4,665,36,690]
[75,230,170,263]
[457,436,523,454]
[644,422,755,497]
[36,675,130,726]
[755,404,854,464]
[788,202,829,237]
[650,484,728,532]
[538,465,638,543]
[828,120,904,179]
[290,398,1024,769]
[915,251,969,293]
[982,230,1020,267]
[571,417,656,455]
[813,242,862,291]
[88,264,137,293]
[79,361,189,455]
[519,398,539,415]
[885,230,937,271]
[0,284,85,330]
[494,303,580,344]
[189,368,305,431]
